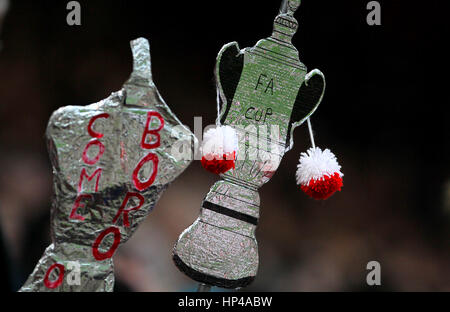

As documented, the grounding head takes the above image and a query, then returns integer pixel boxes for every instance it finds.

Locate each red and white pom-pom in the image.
[201,125,238,175]
[296,147,343,200]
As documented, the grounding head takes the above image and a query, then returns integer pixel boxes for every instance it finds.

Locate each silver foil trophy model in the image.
[173,0,325,289]
[20,38,197,292]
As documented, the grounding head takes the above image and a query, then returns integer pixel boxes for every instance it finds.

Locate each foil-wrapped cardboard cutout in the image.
[173,0,325,289]
[20,38,197,292]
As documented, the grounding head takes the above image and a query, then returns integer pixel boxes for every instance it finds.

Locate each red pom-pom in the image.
[300,172,343,200]
[201,151,236,175]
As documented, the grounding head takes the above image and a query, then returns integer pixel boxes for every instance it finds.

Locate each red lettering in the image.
[92,226,121,261]
[132,153,158,191]
[87,113,110,138]
[82,139,105,165]
[141,111,164,149]
[69,194,93,221]
[78,168,102,193]
[68,114,110,224]
[44,263,65,289]
[112,192,145,227]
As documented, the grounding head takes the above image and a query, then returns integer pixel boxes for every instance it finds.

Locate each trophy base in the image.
[173,254,255,289]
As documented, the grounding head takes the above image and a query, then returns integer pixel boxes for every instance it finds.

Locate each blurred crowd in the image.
[0,1,448,291]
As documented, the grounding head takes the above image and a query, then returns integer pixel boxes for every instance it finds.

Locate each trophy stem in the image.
[172,180,259,289]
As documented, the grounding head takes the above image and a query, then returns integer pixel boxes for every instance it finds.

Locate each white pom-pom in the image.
[202,125,238,158]
[296,147,343,200]
[201,125,238,174]
[296,147,343,185]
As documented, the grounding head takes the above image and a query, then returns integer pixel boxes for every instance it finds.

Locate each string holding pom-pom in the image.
[296,147,343,200]
[201,125,238,175]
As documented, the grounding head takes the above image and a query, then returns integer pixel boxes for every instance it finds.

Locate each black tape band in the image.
[202,201,258,226]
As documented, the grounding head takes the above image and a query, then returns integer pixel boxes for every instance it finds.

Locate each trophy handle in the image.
[285,69,325,150]
[214,42,245,124]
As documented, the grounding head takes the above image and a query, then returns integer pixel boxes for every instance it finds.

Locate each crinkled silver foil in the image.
[20,38,197,292]
[173,0,325,288]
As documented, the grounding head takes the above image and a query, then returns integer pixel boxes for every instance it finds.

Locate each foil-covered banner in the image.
[20,38,197,292]
[173,0,326,289]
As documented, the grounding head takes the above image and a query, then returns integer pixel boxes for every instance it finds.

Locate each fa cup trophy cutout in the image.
[173,0,326,289]
[20,38,197,292]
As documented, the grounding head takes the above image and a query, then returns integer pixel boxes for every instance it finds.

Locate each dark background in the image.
[0,0,448,291]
